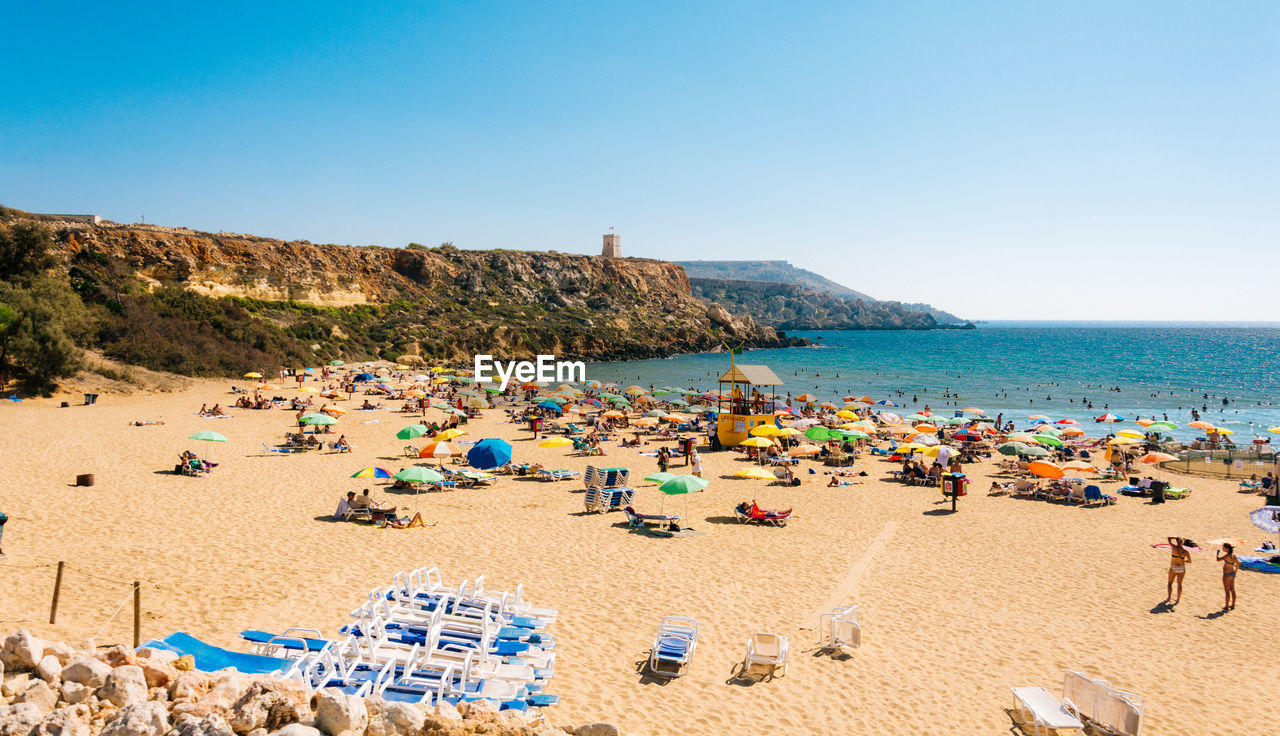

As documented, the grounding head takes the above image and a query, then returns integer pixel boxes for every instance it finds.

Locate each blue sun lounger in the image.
[140,632,294,674]
[647,616,698,678]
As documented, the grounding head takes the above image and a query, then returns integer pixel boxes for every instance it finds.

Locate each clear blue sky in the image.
[3,2,1277,320]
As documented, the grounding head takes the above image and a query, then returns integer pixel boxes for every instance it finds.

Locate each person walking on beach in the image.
[690,449,702,478]
[1166,537,1191,604]
[1217,543,1239,610]
[0,510,7,556]
[657,447,669,474]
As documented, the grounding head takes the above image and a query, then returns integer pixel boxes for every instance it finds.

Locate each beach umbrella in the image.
[1108,436,1141,445]
[329,359,345,366]
[243,372,263,378]
[300,413,337,425]
[1019,445,1051,457]
[1028,414,1050,421]
[354,373,375,382]
[657,475,710,519]
[1061,460,1098,474]
[633,417,659,427]
[393,467,444,484]
[790,418,820,429]
[1187,420,1215,430]
[1056,418,1079,425]
[298,386,319,393]
[644,409,669,418]
[1116,430,1145,439]
[962,407,985,414]
[467,438,513,470]
[734,467,778,480]
[945,417,967,425]
[1250,507,1280,535]
[805,427,834,442]
[1033,435,1064,447]
[644,472,677,484]
[1007,433,1039,443]
[838,429,871,440]
[1269,426,1280,434]
[1137,452,1178,464]
[741,436,774,448]
[878,412,902,424]
[876,399,897,406]
[775,427,802,437]
[1209,428,1234,436]
[913,424,938,434]
[601,410,625,419]
[914,434,941,446]
[1095,413,1124,423]
[835,410,857,420]
[1147,421,1178,431]
[536,400,564,413]
[434,428,466,440]
[188,431,227,442]
[750,425,781,437]
[419,441,464,458]
[1028,461,1065,480]
[787,443,822,456]
[321,406,346,416]
[1061,427,1086,437]
[795,393,818,403]
[350,467,393,479]
[538,437,574,448]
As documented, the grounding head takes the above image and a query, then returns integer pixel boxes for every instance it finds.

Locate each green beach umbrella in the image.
[806,426,834,442]
[1033,435,1065,447]
[668,399,689,407]
[397,424,429,440]
[657,474,710,521]
[1147,421,1178,431]
[644,410,669,418]
[329,359,345,366]
[188,431,227,442]
[838,429,871,440]
[997,442,1027,456]
[1019,445,1052,457]
[300,413,337,425]
[652,389,672,396]
[946,417,967,425]
[644,472,677,484]
[394,467,444,484]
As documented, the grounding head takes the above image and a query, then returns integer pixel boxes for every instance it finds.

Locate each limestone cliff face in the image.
[48,220,797,363]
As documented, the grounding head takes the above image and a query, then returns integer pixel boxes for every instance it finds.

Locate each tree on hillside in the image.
[0,222,86,392]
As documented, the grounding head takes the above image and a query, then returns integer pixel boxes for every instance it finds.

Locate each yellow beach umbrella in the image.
[750,425,781,437]
[1108,436,1140,445]
[734,467,777,480]
[298,386,318,393]
[835,410,857,420]
[1208,428,1234,436]
[601,410,625,419]
[741,437,774,448]
[1116,430,1145,439]
[244,372,263,378]
[775,427,801,437]
[434,428,466,440]
[539,437,574,447]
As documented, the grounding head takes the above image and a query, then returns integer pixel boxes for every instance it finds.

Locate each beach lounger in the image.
[648,616,698,678]
[141,632,297,675]
[584,486,633,513]
[1013,671,1144,736]
[818,605,860,651]
[733,501,792,526]
[583,466,630,489]
[1083,485,1114,506]
[742,633,788,678]
[536,468,580,482]
[623,505,679,530]
[1010,686,1084,736]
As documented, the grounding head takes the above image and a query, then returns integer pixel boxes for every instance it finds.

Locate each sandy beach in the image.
[2,379,1277,736]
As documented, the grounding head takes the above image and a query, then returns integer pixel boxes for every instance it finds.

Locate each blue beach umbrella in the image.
[354,373,375,382]
[537,400,564,413]
[467,438,513,470]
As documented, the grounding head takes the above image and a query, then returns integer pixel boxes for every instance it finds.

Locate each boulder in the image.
[364,700,423,736]
[32,706,91,736]
[35,657,62,685]
[99,702,170,736]
[458,700,498,720]
[170,713,236,736]
[267,725,320,736]
[59,683,91,706]
[430,703,461,723]
[97,666,147,707]
[13,680,58,715]
[226,679,310,734]
[96,648,136,670]
[135,660,176,690]
[61,658,111,689]
[573,724,621,736]
[172,656,195,673]
[0,703,44,736]
[40,644,75,668]
[1,631,44,672]
[133,650,177,666]
[168,672,211,704]
[2,673,31,698]
[311,691,366,736]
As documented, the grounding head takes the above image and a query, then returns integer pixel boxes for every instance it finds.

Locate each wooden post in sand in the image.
[49,561,65,623]
[132,581,141,647]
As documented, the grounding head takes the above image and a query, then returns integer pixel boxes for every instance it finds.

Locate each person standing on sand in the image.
[0,511,7,556]
[657,447,669,474]
[690,449,702,478]
[1216,543,1239,610]
[1166,537,1191,604]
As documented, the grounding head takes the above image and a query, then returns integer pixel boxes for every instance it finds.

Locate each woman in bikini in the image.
[1166,536,1191,604]
[1216,542,1239,610]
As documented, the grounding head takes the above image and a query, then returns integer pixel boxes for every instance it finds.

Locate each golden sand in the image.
[2,381,1276,735]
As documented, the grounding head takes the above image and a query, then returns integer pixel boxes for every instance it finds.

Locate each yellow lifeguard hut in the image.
[715,353,784,448]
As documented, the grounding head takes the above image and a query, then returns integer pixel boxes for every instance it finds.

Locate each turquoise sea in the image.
[585,323,1280,442]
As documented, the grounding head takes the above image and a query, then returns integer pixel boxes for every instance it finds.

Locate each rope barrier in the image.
[91,587,138,641]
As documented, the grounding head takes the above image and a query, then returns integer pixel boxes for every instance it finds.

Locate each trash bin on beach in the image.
[83,393,98,405]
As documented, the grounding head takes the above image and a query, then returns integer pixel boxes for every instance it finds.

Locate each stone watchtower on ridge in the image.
[601,232,621,258]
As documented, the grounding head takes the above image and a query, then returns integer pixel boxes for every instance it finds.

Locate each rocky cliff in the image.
[689,277,974,331]
[40,218,797,371]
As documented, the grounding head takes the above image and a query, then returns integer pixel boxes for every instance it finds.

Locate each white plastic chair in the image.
[818,604,861,650]
[743,632,789,677]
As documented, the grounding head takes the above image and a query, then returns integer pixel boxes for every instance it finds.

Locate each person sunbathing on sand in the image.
[130,419,165,426]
